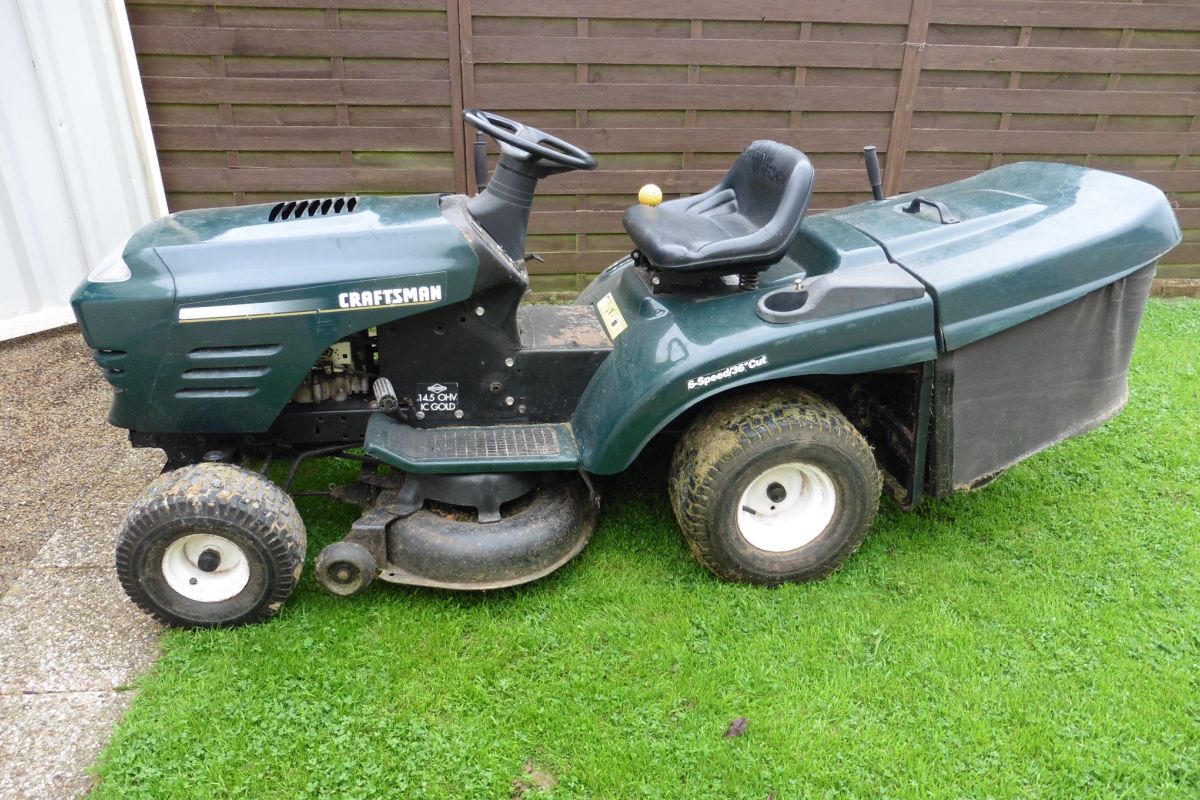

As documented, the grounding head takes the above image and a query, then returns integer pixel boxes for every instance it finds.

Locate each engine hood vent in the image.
[268,196,358,222]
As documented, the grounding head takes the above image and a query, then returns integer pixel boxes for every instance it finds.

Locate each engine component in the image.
[327,341,354,367]
[291,340,372,404]
[292,371,369,404]
[372,377,398,410]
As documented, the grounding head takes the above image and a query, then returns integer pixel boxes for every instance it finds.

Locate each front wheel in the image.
[669,387,881,584]
[116,463,307,627]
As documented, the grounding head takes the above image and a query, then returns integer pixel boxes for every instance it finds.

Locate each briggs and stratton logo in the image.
[416,382,460,417]
[337,285,443,309]
[687,355,769,391]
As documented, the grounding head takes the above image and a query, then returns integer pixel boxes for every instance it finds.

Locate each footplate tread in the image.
[416,426,563,459]
[364,413,579,473]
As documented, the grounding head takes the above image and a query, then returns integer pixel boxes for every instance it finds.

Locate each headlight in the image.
[87,243,132,283]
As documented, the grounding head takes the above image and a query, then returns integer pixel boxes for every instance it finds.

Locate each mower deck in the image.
[327,470,596,593]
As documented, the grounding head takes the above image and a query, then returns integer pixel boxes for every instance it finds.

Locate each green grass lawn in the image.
[94,300,1199,799]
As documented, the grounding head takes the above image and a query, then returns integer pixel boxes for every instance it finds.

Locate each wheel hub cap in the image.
[332,563,359,585]
[737,462,837,552]
[162,534,250,602]
[196,548,222,573]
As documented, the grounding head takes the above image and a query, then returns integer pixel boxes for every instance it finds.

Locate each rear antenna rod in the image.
[863,145,885,202]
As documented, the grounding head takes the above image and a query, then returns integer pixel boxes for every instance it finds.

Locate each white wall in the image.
[0,0,165,341]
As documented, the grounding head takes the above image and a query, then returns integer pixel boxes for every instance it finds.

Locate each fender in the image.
[572,243,937,476]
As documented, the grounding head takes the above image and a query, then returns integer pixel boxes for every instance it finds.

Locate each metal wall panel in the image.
[0,0,165,341]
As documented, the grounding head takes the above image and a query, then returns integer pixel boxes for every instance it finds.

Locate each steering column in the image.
[463,110,596,260]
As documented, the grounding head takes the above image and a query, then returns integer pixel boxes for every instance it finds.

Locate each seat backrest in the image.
[723,141,814,228]
[620,139,815,273]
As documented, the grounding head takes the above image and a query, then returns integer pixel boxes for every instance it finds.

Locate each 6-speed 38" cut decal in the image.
[687,355,769,390]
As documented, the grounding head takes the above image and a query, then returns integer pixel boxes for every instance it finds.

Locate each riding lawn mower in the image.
[71,110,1181,627]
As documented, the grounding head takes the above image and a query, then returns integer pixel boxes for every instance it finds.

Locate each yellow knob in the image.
[638,183,663,207]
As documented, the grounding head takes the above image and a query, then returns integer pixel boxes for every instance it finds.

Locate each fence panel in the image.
[464,0,912,291]
[128,0,466,211]
[907,0,1200,277]
[126,0,1200,285]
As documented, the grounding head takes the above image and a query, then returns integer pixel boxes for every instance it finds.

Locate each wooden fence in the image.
[128,0,1200,290]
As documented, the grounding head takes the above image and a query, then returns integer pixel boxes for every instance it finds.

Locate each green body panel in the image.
[570,164,1180,475]
[71,161,1180,476]
[69,223,178,417]
[574,216,937,475]
[828,162,1181,350]
[72,194,478,432]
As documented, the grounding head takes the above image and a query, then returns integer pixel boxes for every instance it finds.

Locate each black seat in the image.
[622,141,814,273]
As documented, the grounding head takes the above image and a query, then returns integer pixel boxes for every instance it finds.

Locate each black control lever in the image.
[863,146,884,201]
[474,131,489,192]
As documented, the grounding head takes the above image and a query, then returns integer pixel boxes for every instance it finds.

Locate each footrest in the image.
[364,413,580,473]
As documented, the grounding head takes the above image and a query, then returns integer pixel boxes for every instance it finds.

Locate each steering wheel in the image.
[464,109,596,172]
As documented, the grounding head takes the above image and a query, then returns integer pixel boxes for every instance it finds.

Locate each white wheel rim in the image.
[161,533,251,602]
[736,462,838,552]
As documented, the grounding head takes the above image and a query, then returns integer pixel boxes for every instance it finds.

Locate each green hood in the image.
[150,194,470,304]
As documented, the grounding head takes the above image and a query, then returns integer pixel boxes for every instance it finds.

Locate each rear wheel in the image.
[669,387,881,584]
[116,463,307,627]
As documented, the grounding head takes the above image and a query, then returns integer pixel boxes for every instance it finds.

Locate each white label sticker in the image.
[415,382,460,417]
[596,292,628,340]
[687,355,769,391]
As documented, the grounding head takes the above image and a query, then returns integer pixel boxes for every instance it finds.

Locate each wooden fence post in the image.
[447,0,471,195]
[883,0,932,197]
[448,0,470,193]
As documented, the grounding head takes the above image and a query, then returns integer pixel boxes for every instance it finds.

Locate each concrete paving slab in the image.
[0,568,160,694]
[29,502,127,569]
[0,454,127,570]
[0,327,164,798]
[0,522,45,571]
[0,691,133,800]
[97,447,166,503]
[0,566,28,599]
[0,329,128,574]
[24,449,165,570]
